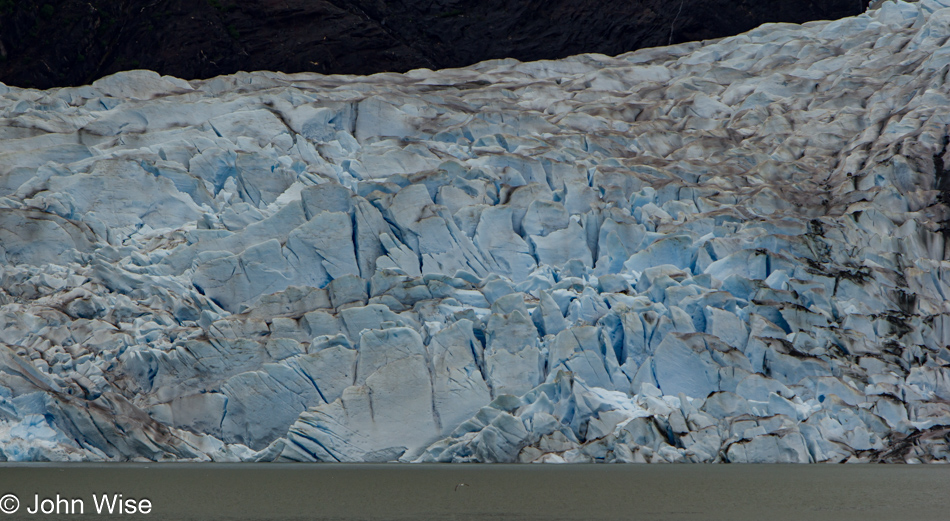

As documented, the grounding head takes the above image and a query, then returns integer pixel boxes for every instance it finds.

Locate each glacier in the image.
[0,0,949,463]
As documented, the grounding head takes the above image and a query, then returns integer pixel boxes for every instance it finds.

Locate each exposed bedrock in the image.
[0,0,869,89]
[0,1,949,462]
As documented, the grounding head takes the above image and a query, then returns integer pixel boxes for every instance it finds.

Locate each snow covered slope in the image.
[0,0,949,462]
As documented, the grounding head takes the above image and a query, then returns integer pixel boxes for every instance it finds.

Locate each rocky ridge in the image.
[0,0,949,462]
[0,0,868,90]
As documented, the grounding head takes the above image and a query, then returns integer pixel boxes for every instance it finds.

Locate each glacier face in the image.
[0,0,949,463]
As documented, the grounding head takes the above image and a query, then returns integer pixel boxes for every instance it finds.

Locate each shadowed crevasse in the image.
[935,135,950,235]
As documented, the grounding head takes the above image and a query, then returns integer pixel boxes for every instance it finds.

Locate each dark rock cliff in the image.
[1,0,869,89]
